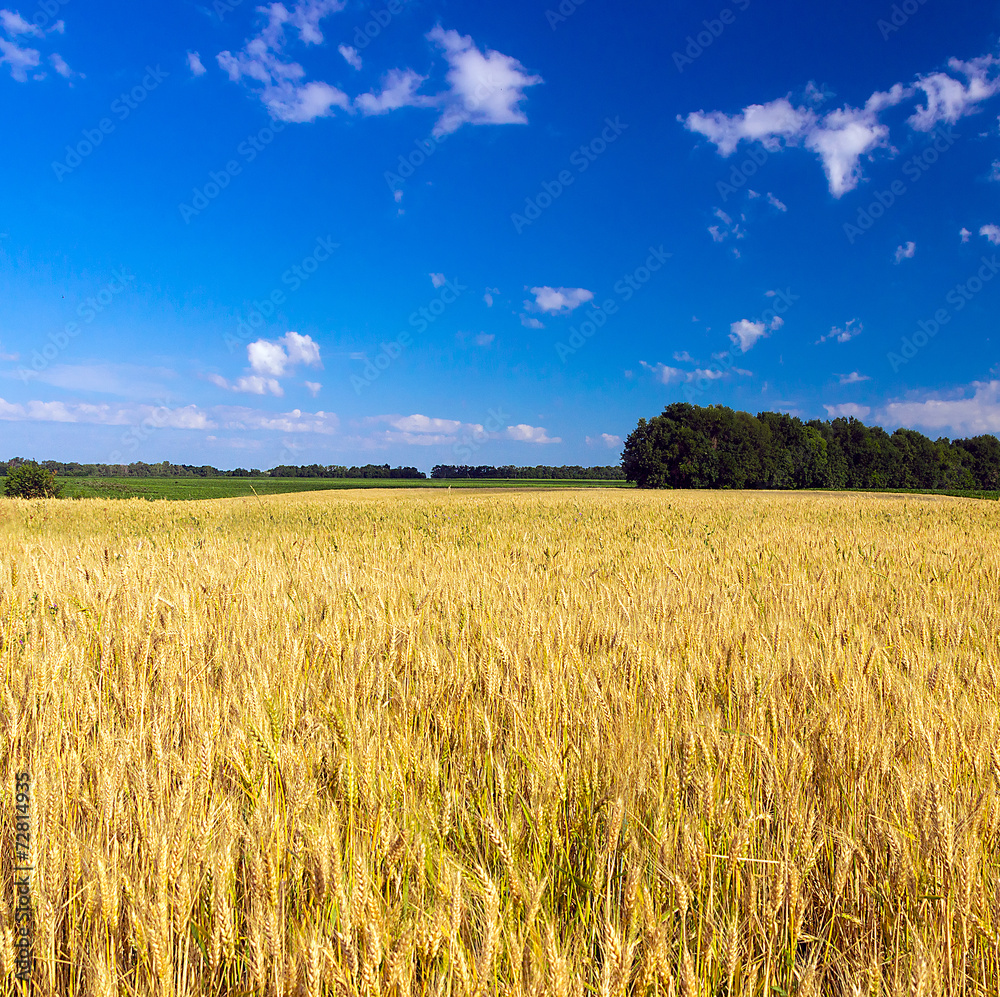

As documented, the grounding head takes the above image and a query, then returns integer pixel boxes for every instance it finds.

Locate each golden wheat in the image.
[0,489,997,995]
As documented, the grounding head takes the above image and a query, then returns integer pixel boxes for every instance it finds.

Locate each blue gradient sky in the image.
[2,0,999,469]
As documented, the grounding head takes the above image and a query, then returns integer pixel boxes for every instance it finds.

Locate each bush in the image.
[4,461,62,498]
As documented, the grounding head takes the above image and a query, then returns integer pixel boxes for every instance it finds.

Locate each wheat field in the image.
[0,489,998,996]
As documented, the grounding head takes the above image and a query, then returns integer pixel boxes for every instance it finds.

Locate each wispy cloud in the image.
[817,318,863,345]
[894,241,916,263]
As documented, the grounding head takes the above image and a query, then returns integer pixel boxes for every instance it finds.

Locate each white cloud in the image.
[991,161,1000,182]
[817,318,863,345]
[673,350,694,363]
[824,403,871,420]
[475,332,495,346]
[217,405,339,435]
[217,0,350,123]
[881,380,1000,434]
[0,9,40,36]
[429,272,446,288]
[0,35,39,80]
[361,412,486,446]
[526,286,594,314]
[338,43,361,70]
[355,68,429,115]
[505,424,560,444]
[960,227,972,242]
[427,25,543,137]
[729,319,767,353]
[767,192,787,211]
[908,54,1000,131]
[304,381,322,397]
[0,397,216,430]
[187,51,206,77]
[894,241,916,263]
[213,332,322,396]
[681,64,1000,197]
[209,372,284,396]
[980,224,1000,245]
[520,315,545,329]
[640,362,727,384]
[247,340,291,378]
[708,207,745,243]
[586,433,622,448]
[483,288,497,307]
[49,51,69,76]
[838,371,871,384]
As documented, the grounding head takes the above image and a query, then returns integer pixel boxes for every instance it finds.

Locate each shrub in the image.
[3,461,62,498]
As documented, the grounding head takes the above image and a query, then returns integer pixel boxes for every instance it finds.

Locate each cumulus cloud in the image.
[212,332,322,396]
[526,286,594,314]
[355,68,429,115]
[427,25,543,137]
[505,423,560,444]
[881,381,1000,435]
[640,361,729,385]
[0,34,39,81]
[681,51,1000,197]
[838,371,871,384]
[361,412,486,446]
[960,227,972,243]
[429,272,446,288]
[520,315,545,329]
[0,397,215,429]
[48,51,70,76]
[816,318,863,345]
[908,54,1000,131]
[729,315,781,353]
[338,43,361,69]
[304,381,322,397]
[980,224,1000,245]
[187,51,206,76]
[894,241,916,263]
[824,403,871,419]
[586,433,622,448]
[217,0,350,122]
[0,9,39,36]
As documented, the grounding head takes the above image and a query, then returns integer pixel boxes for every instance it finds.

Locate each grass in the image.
[0,489,997,995]
[19,476,633,500]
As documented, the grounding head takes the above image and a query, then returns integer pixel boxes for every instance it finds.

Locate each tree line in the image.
[430,465,626,479]
[0,459,426,479]
[622,403,1000,491]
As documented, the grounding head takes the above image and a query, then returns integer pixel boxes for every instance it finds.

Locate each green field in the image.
[10,476,632,500]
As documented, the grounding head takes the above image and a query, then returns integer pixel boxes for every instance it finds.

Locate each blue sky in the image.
[2,0,1000,470]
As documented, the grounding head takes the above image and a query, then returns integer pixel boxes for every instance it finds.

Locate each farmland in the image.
[0,490,998,995]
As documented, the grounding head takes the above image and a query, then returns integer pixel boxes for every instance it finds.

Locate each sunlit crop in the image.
[0,490,997,996]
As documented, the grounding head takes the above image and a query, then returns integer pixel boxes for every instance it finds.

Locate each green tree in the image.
[4,461,62,498]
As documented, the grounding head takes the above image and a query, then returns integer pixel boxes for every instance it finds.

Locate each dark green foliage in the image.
[430,465,625,480]
[3,460,62,498]
[623,404,1000,492]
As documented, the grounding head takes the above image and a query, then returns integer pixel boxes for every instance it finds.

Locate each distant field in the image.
[13,476,632,500]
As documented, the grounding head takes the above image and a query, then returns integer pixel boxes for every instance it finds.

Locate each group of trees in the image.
[0,459,426,480]
[430,465,626,479]
[622,403,1000,491]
